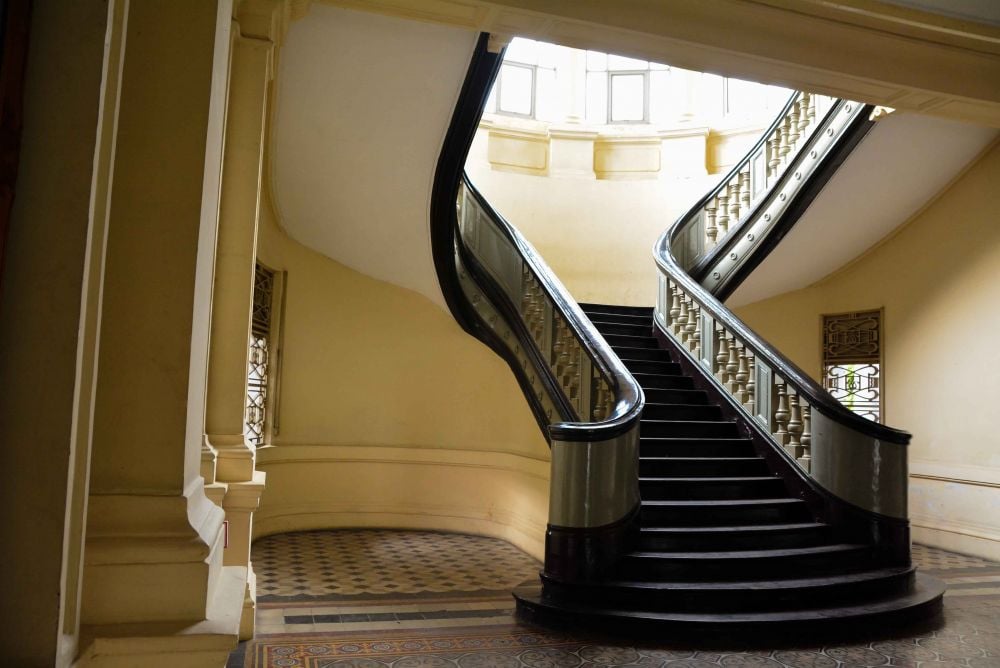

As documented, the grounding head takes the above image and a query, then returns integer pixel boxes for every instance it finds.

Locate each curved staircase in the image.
[514,303,943,637]
[431,34,944,640]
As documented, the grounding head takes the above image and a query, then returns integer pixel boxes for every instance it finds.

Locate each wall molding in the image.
[910,459,1000,489]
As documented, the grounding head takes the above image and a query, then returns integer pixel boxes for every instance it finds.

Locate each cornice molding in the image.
[317,0,1000,126]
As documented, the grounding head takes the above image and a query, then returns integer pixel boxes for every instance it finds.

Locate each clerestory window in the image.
[822,310,882,423]
[485,38,557,120]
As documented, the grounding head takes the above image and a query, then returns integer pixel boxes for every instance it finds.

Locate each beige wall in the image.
[0,3,110,664]
[465,126,743,306]
[734,141,1000,560]
[253,190,551,558]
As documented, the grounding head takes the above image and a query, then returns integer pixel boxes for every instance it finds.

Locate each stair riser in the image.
[634,375,695,390]
[640,460,770,477]
[622,550,873,580]
[640,440,755,458]
[642,405,722,421]
[580,304,653,319]
[541,571,914,614]
[641,389,707,404]
[613,347,674,362]
[605,334,659,349]
[592,321,653,337]
[641,421,740,438]
[640,479,787,501]
[638,526,831,551]
[641,503,810,526]
[623,359,682,375]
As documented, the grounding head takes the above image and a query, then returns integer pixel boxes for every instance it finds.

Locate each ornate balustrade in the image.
[654,268,909,518]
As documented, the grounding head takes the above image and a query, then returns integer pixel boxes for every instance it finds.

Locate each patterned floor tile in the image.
[235,531,1000,668]
[253,530,541,602]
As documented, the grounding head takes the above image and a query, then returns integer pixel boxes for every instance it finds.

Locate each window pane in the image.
[504,37,538,64]
[608,54,648,70]
[498,64,533,115]
[610,73,645,121]
[586,70,607,124]
[535,67,556,121]
[536,41,559,69]
[586,50,607,71]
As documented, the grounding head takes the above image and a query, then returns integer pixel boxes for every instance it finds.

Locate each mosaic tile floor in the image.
[230,531,1000,668]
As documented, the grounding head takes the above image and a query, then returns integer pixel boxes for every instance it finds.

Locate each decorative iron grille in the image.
[822,310,881,423]
[246,263,275,445]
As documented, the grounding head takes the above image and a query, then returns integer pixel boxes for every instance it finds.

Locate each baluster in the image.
[690,302,702,359]
[767,129,781,176]
[684,297,698,353]
[739,169,751,220]
[773,377,790,446]
[797,92,811,136]
[669,285,682,335]
[725,334,740,394]
[716,191,729,239]
[735,346,749,404]
[745,353,756,414]
[727,179,741,227]
[787,391,803,459]
[715,326,729,384]
[787,100,801,148]
[779,116,793,163]
[799,403,812,473]
[677,294,691,346]
[705,201,718,248]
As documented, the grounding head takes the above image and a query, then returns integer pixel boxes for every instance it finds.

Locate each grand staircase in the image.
[432,34,944,640]
[513,303,942,636]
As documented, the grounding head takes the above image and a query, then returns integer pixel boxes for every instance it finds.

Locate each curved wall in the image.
[270,4,477,308]
[253,187,550,558]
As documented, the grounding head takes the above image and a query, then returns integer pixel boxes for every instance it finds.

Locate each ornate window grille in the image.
[822,310,882,423]
[245,263,274,445]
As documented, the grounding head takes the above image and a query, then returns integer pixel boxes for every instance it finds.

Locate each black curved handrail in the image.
[431,33,643,444]
[461,176,644,441]
[689,101,877,300]
[654,101,910,446]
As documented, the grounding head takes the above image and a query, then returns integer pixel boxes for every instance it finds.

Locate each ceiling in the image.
[727,113,998,308]
[270,4,478,307]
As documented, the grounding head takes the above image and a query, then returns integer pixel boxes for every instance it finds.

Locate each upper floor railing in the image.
[654,93,911,520]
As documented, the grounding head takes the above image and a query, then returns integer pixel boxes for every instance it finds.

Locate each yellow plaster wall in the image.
[253,192,551,559]
[733,141,1000,559]
[0,3,109,663]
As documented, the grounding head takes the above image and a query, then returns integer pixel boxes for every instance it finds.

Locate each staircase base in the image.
[514,574,945,644]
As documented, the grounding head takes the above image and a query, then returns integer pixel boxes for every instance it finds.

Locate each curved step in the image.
[621,543,872,579]
[639,475,786,500]
[540,566,916,613]
[514,574,944,639]
[641,498,810,525]
[639,521,830,550]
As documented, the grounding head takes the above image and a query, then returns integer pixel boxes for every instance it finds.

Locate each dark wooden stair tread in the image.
[640,476,778,483]
[578,566,914,592]
[640,522,826,534]
[626,543,867,561]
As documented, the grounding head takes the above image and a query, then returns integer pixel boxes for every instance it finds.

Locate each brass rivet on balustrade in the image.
[747,233,755,242]
[846,104,853,112]
[810,150,817,159]
[730,252,738,261]
[795,171,801,180]
[713,272,721,280]
[827,128,834,136]
[780,193,787,201]
[764,213,772,222]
